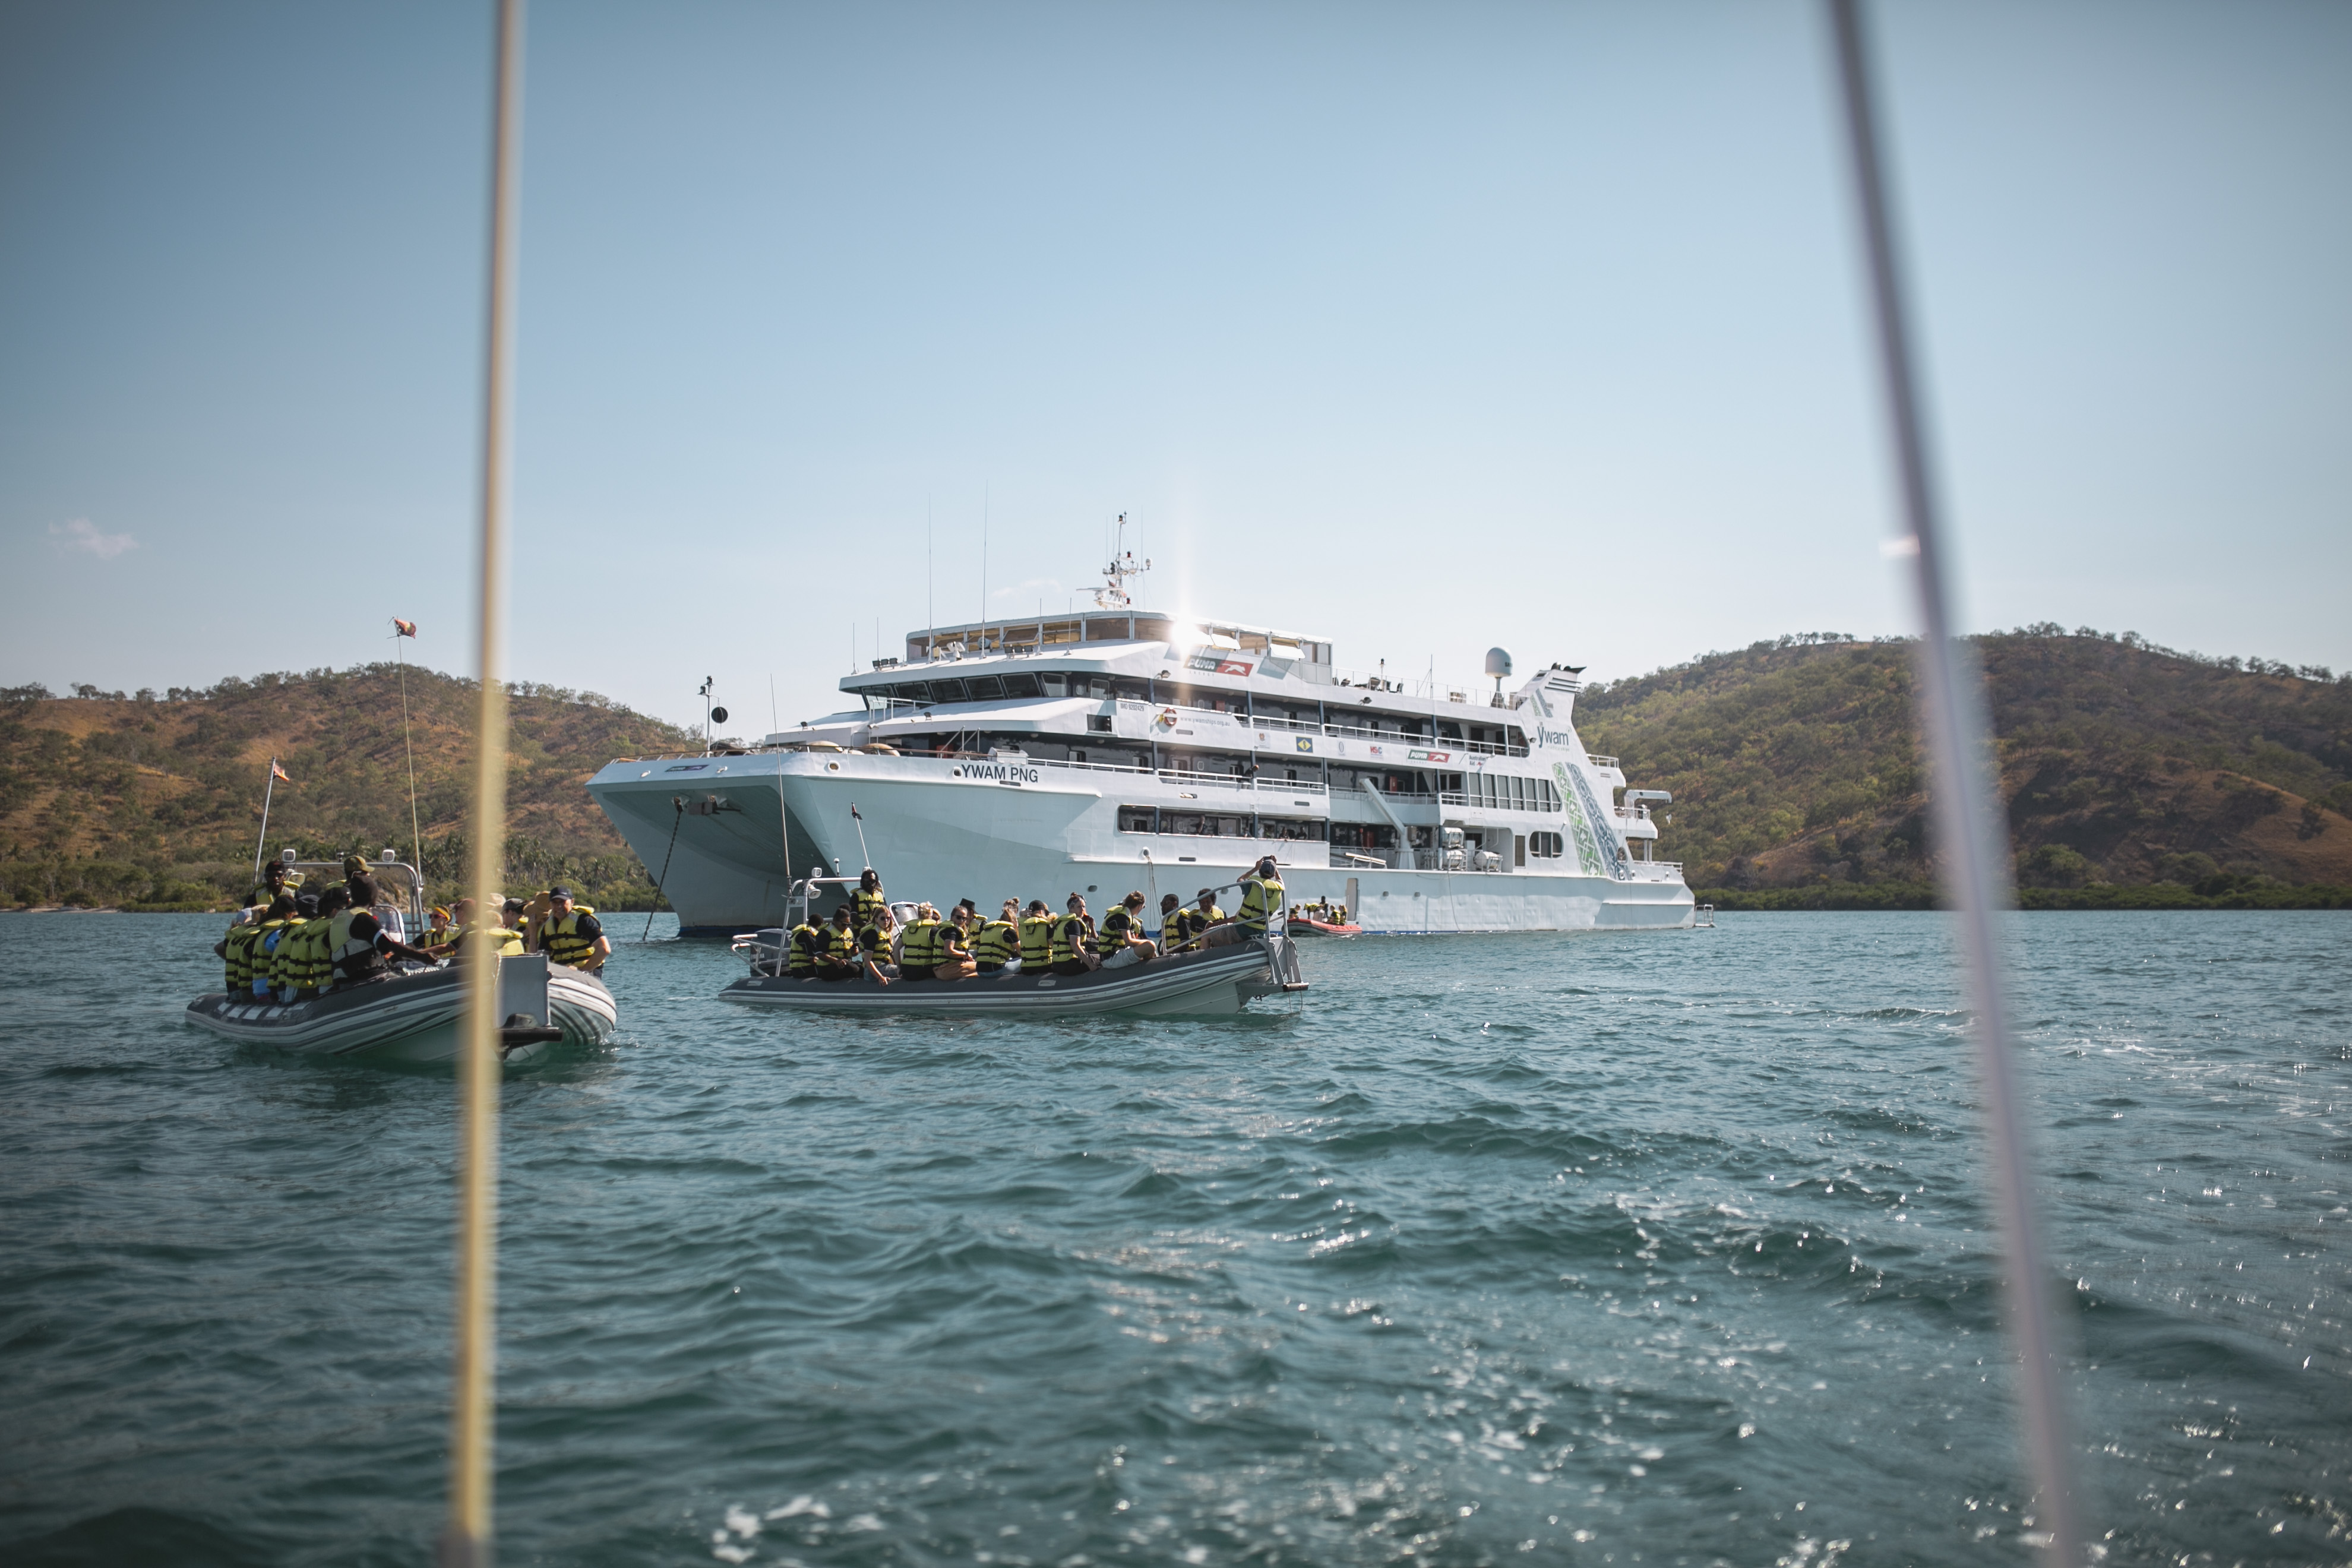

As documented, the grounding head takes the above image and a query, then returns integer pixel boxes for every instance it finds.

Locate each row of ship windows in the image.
[1111,813,1571,859]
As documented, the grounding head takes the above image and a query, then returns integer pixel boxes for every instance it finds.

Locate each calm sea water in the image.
[0,911,2344,1567]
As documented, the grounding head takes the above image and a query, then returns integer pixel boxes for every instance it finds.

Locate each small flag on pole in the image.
[393,618,418,638]
[850,804,862,820]
[271,761,292,783]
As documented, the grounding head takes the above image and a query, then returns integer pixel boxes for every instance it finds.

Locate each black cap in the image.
[957,897,977,911]
[548,885,574,899]
[1257,856,1278,874]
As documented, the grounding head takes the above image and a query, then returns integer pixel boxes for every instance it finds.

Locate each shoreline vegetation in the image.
[2,663,691,914]
[7,624,2350,914]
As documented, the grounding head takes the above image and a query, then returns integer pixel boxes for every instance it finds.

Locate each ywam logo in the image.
[1536,727,1575,749]
[954,763,1041,783]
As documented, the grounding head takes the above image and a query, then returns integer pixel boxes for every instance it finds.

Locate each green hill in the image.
[1,665,696,911]
[1576,627,2352,909]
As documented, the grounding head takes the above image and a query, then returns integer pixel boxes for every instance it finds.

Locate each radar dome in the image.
[1482,647,1513,679]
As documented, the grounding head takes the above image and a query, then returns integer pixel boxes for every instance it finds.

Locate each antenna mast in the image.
[1095,511,1151,610]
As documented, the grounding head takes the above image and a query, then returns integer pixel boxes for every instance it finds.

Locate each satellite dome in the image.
[1482,647,1513,679]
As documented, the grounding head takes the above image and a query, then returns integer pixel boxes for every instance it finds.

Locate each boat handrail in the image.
[1586,754,1620,769]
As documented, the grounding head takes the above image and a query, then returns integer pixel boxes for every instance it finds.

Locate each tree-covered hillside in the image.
[1575,627,2352,902]
[1,666,695,910]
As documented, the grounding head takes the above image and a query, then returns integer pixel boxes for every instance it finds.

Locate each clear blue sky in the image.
[4,0,2347,733]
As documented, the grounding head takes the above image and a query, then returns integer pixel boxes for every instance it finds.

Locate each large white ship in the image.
[586,549,1694,935]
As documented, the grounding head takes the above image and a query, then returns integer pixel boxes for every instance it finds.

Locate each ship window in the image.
[962,675,1003,700]
[1085,675,1112,698]
[1117,806,1158,833]
[1038,673,1067,697]
[1087,715,1112,734]
[1042,619,1081,645]
[1530,832,1564,858]
[998,622,1040,647]
[1133,617,1174,643]
[928,679,967,704]
[1085,617,1131,641]
[1169,813,1203,836]
[890,682,932,704]
[1237,630,1269,653]
[1001,673,1041,698]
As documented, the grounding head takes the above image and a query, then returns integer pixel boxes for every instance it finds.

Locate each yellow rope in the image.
[444,1,524,1562]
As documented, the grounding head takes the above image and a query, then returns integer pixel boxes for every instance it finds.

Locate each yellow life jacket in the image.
[1018,915,1055,967]
[971,919,1018,965]
[1049,914,1090,965]
[900,918,941,971]
[284,916,333,995]
[1237,874,1284,931]
[456,923,526,958]
[536,909,600,969]
[224,922,264,991]
[858,922,892,967]
[786,923,821,976]
[327,909,388,987]
[852,887,889,927]
[251,919,293,995]
[1102,906,1140,944]
[824,922,859,961]
[1161,910,1186,949]
[1192,903,1225,930]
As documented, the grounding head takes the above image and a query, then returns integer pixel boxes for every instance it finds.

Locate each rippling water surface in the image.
[2,911,2345,1566]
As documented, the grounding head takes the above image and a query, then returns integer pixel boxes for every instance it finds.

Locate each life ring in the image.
[1155,707,1178,729]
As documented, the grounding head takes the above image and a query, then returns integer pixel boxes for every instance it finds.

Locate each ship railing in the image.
[1149,704,1529,756]
[1435,791,1563,813]
[1586,754,1620,770]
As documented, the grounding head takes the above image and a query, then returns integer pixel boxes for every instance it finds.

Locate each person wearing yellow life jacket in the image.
[1206,859,1285,947]
[442,897,526,959]
[1159,893,1187,953]
[533,886,610,972]
[932,906,977,982]
[1017,900,1055,971]
[1097,891,1158,969]
[815,905,860,981]
[274,887,344,1002]
[327,874,435,988]
[855,905,898,984]
[851,868,889,931]
[1191,888,1226,935]
[244,860,296,913]
[897,903,943,981]
[785,919,824,978]
[243,894,299,998]
[972,900,1021,973]
[1049,893,1101,976]
[223,910,271,992]
[1236,858,1285,932]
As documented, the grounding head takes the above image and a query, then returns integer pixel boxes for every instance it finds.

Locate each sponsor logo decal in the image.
[1295,735,1314,753]
[1217,659,1253,676]
[1537,726,1575,748]
[1408,749,1450,763]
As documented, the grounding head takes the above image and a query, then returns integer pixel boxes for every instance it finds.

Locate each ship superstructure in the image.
[587,552,1693,934]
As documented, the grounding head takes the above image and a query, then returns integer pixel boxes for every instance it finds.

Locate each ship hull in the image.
[589,753,1695,936]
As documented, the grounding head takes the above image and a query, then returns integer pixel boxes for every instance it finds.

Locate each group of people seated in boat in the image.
[215,857,611,1005]
[779,859,1283,985]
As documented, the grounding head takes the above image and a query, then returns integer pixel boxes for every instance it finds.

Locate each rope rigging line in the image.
[641,799,685,944]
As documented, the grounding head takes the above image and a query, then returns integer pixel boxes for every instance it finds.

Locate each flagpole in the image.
[252,759,278,880]
[396,624,424,877]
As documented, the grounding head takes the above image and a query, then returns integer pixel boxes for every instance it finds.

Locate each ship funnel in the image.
[1482,647,1513,679]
